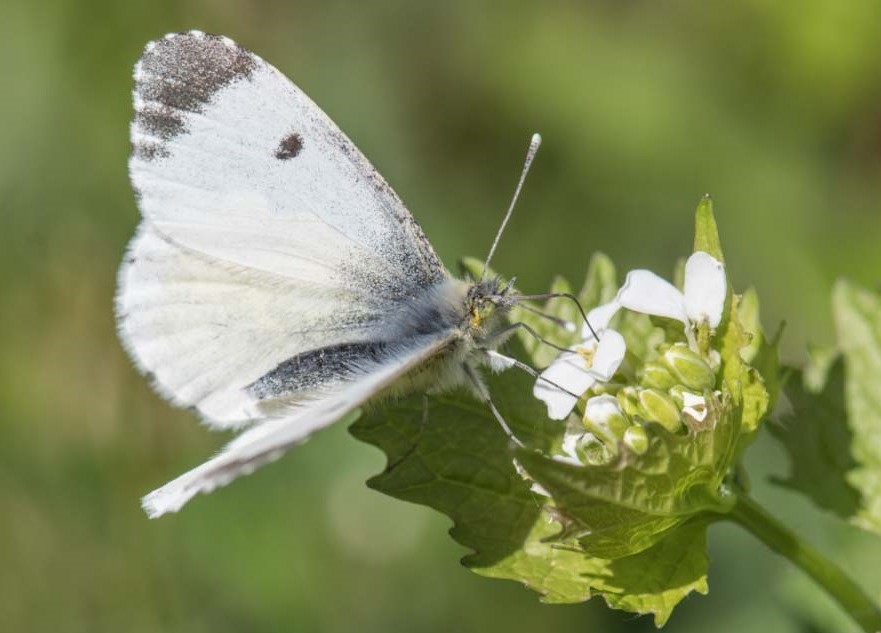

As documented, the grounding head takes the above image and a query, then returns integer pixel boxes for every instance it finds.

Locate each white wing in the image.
[142,334,455,518]
[118,225,384,424]
[118,31,448,427]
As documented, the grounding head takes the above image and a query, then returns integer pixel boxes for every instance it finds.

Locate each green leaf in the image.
[833,280,881,533]
[577,252,618,309]
[771,279,881,535]
[588,518,710,627]
[769,360,861,519]
[351,359,712,624]
[738,287,783,414]
[719,323,768,469]
[515,392,738,559]
[458,255,486,281]
[672,256,686,291]
[350,359,598,602]
[737,287,763,363]
[715,290,773,450]
[693,194,724,262]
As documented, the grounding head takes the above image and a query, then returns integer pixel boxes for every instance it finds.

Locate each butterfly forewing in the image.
[129,32,444,290]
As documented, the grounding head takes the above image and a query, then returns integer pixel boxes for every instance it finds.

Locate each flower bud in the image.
[578,433,612,465]
[616,386,642,419]
[662,343,716,390]
[638,361,677,390]
[636,388,683,433]
[622,424,649,455]
[667,384,687,407]
[584,395,630,445]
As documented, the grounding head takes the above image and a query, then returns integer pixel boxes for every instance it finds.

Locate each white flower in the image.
[533,304,626,420]
[681,391,709,423]
[616,251,726,330]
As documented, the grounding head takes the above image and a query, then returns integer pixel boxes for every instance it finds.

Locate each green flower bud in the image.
[667,384,687,407]
[639,362,677,390]
[578,433,613,465]
[637,388,683,433]
[622,424,649,455]
[584,395,630,445]
[616,386,642,419]
[662,343,716,390]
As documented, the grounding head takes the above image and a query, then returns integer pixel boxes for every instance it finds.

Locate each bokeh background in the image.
[3,1,881,631]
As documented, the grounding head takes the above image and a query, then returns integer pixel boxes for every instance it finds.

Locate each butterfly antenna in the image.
[480,132,542,281]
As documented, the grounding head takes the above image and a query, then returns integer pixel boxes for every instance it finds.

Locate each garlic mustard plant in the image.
[351,197,881,631]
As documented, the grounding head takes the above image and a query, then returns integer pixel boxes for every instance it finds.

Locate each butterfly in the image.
[118,31,570,518]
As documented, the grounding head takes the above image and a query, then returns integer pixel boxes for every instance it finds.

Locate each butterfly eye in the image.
[474,300,497,325]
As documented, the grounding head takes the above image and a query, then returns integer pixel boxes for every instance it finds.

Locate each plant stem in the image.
[728,494,881,633]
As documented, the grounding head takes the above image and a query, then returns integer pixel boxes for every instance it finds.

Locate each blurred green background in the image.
[3,1,881,631]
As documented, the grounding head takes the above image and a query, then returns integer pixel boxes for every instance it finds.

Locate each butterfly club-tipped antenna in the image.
[480,133,542,282]
[476,133,599,339]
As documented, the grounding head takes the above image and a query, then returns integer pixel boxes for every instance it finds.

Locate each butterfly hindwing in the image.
[117,225,390,426]
[141,333,456,517]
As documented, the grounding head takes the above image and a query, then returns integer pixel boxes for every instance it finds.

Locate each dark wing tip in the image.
[131,31,259,160]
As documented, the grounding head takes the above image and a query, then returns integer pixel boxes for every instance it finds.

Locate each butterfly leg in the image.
[488,320,575,355]
[514,302,577,333]
[506,292,599,339]
[463,364,525,448]
[484,350,580,399]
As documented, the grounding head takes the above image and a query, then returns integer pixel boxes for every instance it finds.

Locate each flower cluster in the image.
[533,251,727,465]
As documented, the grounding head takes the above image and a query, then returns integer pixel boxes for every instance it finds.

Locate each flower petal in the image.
[681,391,709,422]
[683,251,726,328]
[589,330,626,381]
[533,348,597,420]
[616,269,688,325]
[582,299,621,339]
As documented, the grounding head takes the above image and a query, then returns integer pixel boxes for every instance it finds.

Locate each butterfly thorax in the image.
[363,276,512,399]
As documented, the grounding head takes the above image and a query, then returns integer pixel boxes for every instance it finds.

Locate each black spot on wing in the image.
[131,32,258,160]
[247,342,389,400]
[275,132,303,159]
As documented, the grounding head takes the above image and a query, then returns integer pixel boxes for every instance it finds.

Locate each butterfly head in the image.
[466,276,515,330]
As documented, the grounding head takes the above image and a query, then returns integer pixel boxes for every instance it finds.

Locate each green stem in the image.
[728,494,881,633]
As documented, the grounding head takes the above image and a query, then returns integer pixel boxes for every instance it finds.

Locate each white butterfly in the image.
[118,31,558,518]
